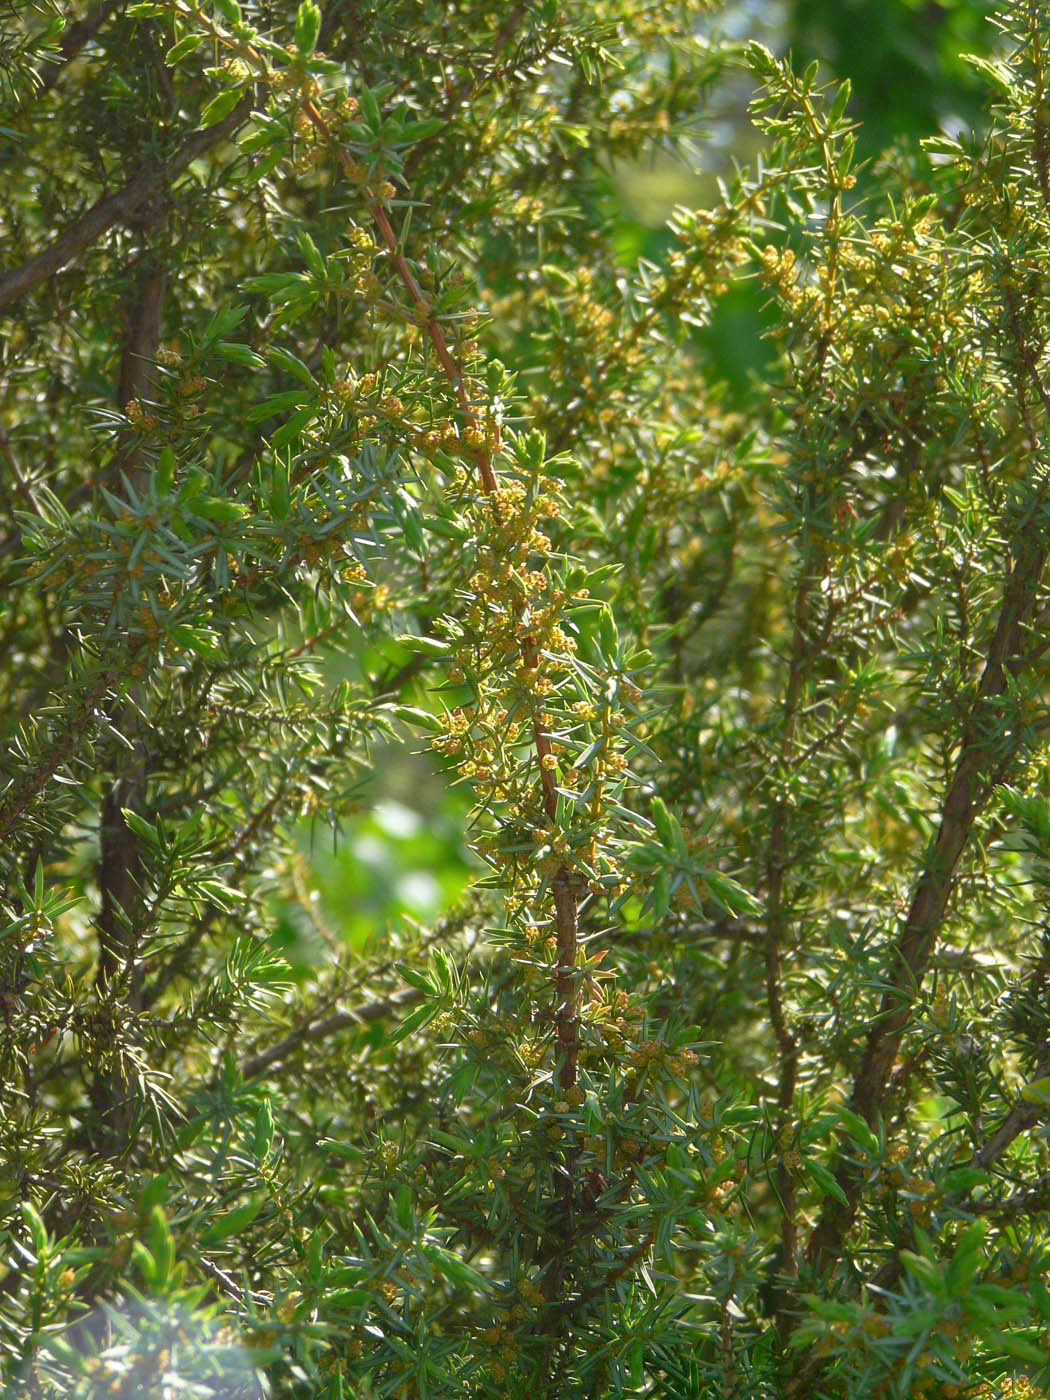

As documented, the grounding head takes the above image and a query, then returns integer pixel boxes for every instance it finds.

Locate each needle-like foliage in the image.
[4,3,1050,1398]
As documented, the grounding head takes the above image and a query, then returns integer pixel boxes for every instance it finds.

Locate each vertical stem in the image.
[91,237,168,1152]
[764,561,814,1326]
[806,531,1050,1275]
[304,102,582,1097]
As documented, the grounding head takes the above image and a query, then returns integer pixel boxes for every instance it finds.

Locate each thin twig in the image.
[192,1251,256,1308]
[0,665,118,843]
[972,1054,1050,1170]
[0,426,39,514]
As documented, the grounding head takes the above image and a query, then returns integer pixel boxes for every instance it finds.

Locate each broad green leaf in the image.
[422,1243,487,1292]
[199,87,245,129]
[166,33,206,63]
[121,808,159,845]
[189,495,248,523]
[269,405,316,449]
[253,1099,275,1161]
[946,1219,985,1293]
[215,340,264,368]
[387,1002,439,1044]
[148,1206,174,1285]
[395,634,449,656]
[269,346,316,385]
[804,1158,848,1207]
[200,1195,264,1245]
[294,0,322,55]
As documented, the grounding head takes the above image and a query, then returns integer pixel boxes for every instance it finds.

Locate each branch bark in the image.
[299,105,584,1097]
[763,564,816,1315]
[806,528,1050,1275]
[0,91,255,312]
[238,986,422,1080]
[90,228,171,1149]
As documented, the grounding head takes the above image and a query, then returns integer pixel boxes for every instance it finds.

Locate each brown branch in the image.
[366,199,499,490]
[91,685,150,1151]
[66,220,214,1147]
[110,245,168,492]
[0,91,255,312]
[96,785,146,992]
[117,258,167,409]
[91,226,172,1150]
[972,1054,1050,1172]
[764,515,837,1319]
[806,531,1050,1275]
[302,100,581,1097]
[292,82,589,1286]
[238,985,422,1081]
[369,198,578,1086]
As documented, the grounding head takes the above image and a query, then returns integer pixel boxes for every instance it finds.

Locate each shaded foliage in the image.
[2,3,1050,1400]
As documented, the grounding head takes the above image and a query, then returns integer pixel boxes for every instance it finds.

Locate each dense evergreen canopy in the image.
[4,2,1050,1398]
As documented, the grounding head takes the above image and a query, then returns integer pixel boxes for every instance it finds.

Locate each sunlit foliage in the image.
[3,3,1050,1398]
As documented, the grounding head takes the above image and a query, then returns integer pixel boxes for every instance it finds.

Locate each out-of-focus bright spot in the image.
[396,870,441,912]
[280,740,476,962]
[351,833,387,867]
[374,799,422,839]
[715,0,786,40]
[614,161,709,226]
[18,1297,266,1399]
